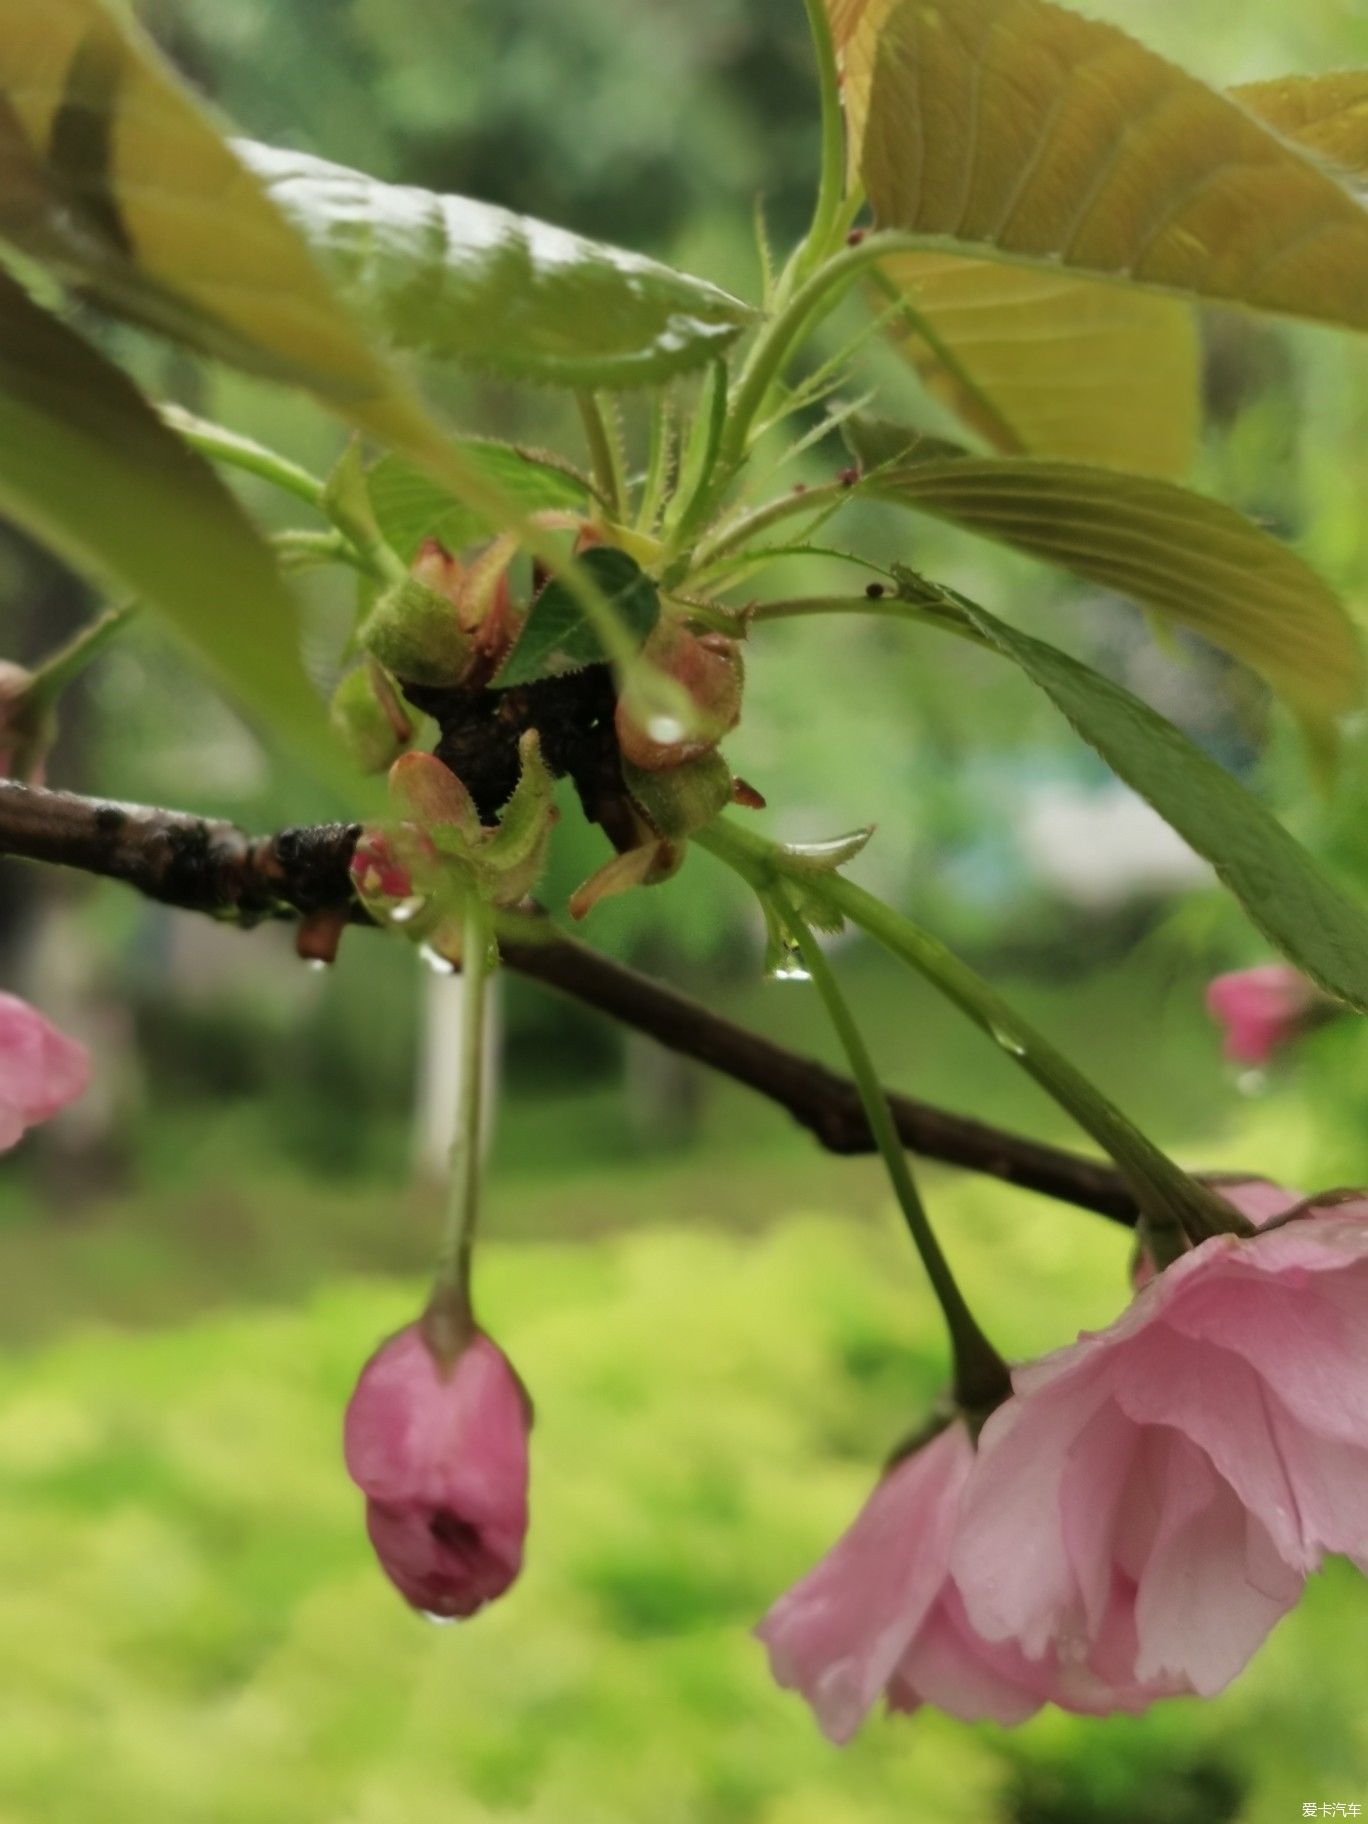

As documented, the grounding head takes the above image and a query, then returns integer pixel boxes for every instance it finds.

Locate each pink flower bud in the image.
[349,829,416,903]
[0,993,89,1151]
[1205,964,1320,1065]
[344,1323,532,1619]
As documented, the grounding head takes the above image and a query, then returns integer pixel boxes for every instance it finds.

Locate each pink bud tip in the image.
[349,830,414,902]
[0,993,89,1152]
[1205,965,1318,1065]
[344,1324,532,1619]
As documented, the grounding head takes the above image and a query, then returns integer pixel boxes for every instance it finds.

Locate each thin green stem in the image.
[688,231,920,536]
[747,590,993,647]
[432,896,495,1313]
[698,547,891,594]
[576,392,625,522]
[661,362,730,564]
[697,817,1245,1247]
[788,0,849,290]
[690,481,852,576]
[161,405,328,511]
[636,388,675,535]
[28,602,139,706]
[784,898,1010,1411]
[272,529,363,574]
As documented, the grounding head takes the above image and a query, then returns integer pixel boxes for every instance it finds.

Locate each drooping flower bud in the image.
[615,622,744,771]
[0,993,89,1151]
[1205,965,1324,1065]
[344,1321,532,1619]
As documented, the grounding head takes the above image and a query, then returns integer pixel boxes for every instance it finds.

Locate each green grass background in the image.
[2,1103,1364,1823]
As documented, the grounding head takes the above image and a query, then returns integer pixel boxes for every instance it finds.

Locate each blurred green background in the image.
[3,0,1368,1818]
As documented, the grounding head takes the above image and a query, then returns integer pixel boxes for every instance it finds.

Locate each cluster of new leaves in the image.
[2,0,1368,1028]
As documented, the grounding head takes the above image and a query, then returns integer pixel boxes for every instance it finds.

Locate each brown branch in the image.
[0,780,1141,1225]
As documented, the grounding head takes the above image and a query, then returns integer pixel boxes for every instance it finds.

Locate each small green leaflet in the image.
[368,446,591,563]
[498,549,660,687]
[958,597,1368,1013]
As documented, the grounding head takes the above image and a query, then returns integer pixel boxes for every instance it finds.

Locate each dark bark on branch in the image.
[0,780,1142,1225]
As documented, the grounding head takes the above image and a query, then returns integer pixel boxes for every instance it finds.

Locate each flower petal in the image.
[757,1425,971,1745]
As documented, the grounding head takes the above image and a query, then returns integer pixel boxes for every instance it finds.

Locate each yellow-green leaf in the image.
[863,67,1368,478]
[864,450,1363,723]
[0,270,329,757]
[874,256,1199,476]
[1235,72,1368,180]
[833,0,1368,331]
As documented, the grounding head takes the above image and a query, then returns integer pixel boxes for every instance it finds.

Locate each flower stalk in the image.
[698,816,1244,1250]
[782,894,1011,1414]
[427,893,495,1353]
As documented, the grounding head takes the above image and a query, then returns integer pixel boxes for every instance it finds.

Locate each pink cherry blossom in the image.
[756,1421,1174,1742]
[1205,964,1319,1065]
[0,992,89,1152]
[952,1182,1368,1699]
[344,1323,532,1619]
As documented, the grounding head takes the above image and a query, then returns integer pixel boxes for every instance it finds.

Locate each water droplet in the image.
[305,957,330,973]
[389,896,427,926]
[1236,1067,1268,1099]
[770,955,811,983]
[419,943,455,976]
[646,713,686,745]
[420,1609,459,1627]
[987,1022,1027,1059]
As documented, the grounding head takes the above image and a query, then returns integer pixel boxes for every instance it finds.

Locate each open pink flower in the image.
[952,1182,1368,1698]
[756,1420,1173,1742]
[344,1323,532,1619]
[0,993,89,1152]
[1205,965,1319,1065]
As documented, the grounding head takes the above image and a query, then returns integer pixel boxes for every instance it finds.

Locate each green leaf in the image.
[862,445,1363,725]
[368,445,592,565]
[0,3,657,702]
[498,549,660,687]
[873,256,1199,478]
[953,594,1368,1013]
[830,0,1368,331]
[0,270,328,757]
[0,1,406,411]
[0,9,579,520]
[235,141,755,389]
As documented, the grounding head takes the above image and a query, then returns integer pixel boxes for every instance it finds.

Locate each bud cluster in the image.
[341,526,757,921]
